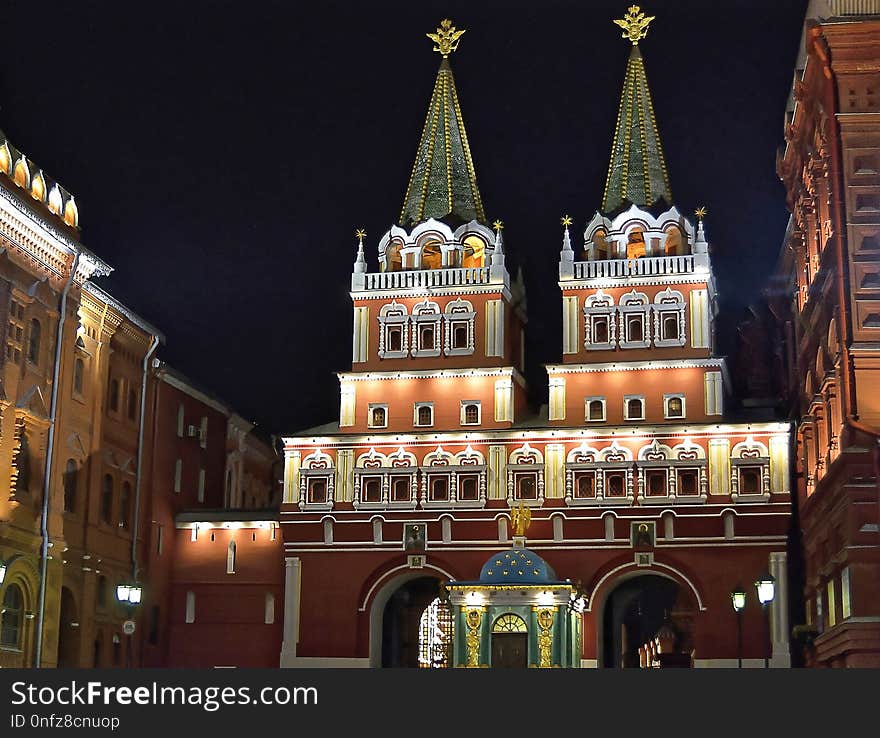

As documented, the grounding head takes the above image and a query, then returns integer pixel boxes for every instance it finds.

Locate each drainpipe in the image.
[34,249,80,668]
[132,336,160,581]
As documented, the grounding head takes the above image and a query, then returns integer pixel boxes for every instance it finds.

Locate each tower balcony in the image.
[353,265,507,293]
[570,254,702,281]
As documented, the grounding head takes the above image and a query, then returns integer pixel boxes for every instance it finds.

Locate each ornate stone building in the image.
[280,13,793,669]
[774,0,880,667]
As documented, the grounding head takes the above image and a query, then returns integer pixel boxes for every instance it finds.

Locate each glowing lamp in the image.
[730,587,746,613]
[116,584,130,603]
[755,572,776,607]
[116,583,143,605]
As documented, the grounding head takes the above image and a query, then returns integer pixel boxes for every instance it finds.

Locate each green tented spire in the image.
[602,44,672,214]
[399,48,486,228]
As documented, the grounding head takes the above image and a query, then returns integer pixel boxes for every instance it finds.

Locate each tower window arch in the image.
[462,235,486,268]
[625,396,645,421]
[368,404,388,429]
[415,403,434,427]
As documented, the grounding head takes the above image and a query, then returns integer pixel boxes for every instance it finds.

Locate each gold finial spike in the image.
[561,214,573,227]
[355,228,366,244]
[694,206,707,222]
[492,219,504,232]
[427,18,466,58]
[613,5,655,45]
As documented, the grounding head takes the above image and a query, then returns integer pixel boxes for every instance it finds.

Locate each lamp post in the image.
[730,585,746,668]
[754,572,776,668]
[115,583,142,668]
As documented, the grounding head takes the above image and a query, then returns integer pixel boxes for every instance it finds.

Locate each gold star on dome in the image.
[427,19,466,58]
[613,5,655,45]
[694,206,707,222]
[561,214,573,227]
[492,219,504,231]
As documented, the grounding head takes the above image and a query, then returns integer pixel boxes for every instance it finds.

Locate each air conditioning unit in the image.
[187,425,199,438]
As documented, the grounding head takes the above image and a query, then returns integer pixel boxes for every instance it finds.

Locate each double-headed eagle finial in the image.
[427,18,466,58]
[613,5,655,45]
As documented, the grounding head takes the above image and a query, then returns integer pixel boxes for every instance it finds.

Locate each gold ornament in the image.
[561,214,573,227]
[537,607,555,667]
[492,219,504,231]
[613,5,655,45]
[465,608,483,667]
[427,19,466,58]
[511,503,532,537]
[694,206,707,222]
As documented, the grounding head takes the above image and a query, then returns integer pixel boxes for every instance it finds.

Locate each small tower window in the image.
[665,395,685,419]
[308,478,327,504]
[391,476,411,502]
[739,467,761,495]
[575,472,596,499]
[430,476,449,501]
[677,468,699,496]
[605,472,625,497]
[593,316,609,344]
[626,314,644,342]
[586,398,605,421]
[419,324,435,351]
[459,475,479,501]
[662,314,679,341]
[226,541,236,574]
[461,402,480,425]
[368,405,388,428]
[415,404,433,427]
[452,322,468,349]
[625,397,645,421]
[516,473,537,500]
[645,469,667,496]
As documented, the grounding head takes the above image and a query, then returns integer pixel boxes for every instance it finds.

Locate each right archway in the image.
[601,574,693,668]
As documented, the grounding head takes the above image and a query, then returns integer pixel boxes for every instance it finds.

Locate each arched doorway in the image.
[602,574,680,668]
[491,613,528,668]
[380,576,442,668]
[57,587,80,667]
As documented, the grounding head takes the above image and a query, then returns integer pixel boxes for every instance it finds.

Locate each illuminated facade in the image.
[280,14,793,668]
[774,0,880,667]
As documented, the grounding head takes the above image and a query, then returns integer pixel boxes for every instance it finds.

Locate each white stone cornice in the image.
[338,365,526,387]
[545,358,725,374]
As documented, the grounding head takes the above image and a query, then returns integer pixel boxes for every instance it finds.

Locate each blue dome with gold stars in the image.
[479,547,556,584]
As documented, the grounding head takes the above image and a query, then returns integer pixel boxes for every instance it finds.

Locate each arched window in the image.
[119,482,132,530]
[418,597,453,668]
[626,227,646,259]
[15,432,31,496]
[420,240,443,269]
[493,613,528,633]
[101,474,114,524]
[416,404,433,427]
[0,584,24,648]
[517,475,537,499]
[362,477,382,503]
[226,541,237,574]
[63,459,78,513]
[463,403,480,425]
[127,389,138,421]
[462,236,486,268]
[108,379,120,413]
[73,358,85,396]
[662,314,679,341]
[386,242,402,271]
[664,226,685,256]
[27,319,41,364]
[370,406,387,428]
[665,396,684,418]
[592,229,610,260]
[587,399,605,421]
[459,475,478,501]
[626,397,645,421]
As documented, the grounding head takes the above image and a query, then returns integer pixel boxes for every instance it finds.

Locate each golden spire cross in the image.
[694,206,707,222]
[427,18,466,57]
[561,214,573,227]
[355,228,366,243]
[492,219,504,231]
[613,5,655,45]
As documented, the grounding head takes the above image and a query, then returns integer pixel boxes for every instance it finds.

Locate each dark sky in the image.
[2,0,808,435]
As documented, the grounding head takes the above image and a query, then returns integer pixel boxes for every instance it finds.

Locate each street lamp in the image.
[730,585,746,668]
[115,583,143,667]
[754,572,776,668]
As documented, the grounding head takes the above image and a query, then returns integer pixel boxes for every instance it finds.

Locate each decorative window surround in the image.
[298,450,335,511]
[730,438,771,503]
[444,298,476,357]
[414,402,434,427]
[506,444,545,507]
[367,403,388,429]
[378,301,409,359]
[664,393,686,420]
[624,395,645,421]
[411,300,442,358]
[460,401,481,426]
[585,397,606,422]
[618,290,651,349]
[652,288,687,348]
[419,445,487,509]
[564,442,634,507]
[636,439,708,505]
[584,290,616,350]
[352,447,419,510]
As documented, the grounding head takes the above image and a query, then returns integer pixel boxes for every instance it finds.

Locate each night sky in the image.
[2,0,808,435]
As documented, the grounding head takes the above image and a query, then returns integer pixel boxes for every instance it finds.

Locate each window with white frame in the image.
[604,470,627,498]
[652,288,687,348]
[514,472,538,500]
[585,397,606,422]
[624,396,645,421]
[584,290,616,350]
[664,394,685,419]
[361,475,383,504]
[738,465,762,495]
[676,467,700,496]
[378,301,409,359]
[390,475,412,503]
[444,298,475,356]
[414,403,434,427]
[428,474,450,502]
[618,290,650,349]
[368,404,388,428]
[458,473,480,501]
[574,470,597,499]
[461,401,481,425]
[644,467,668,497]
[308,477,329,504]
[411,300,442,358]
